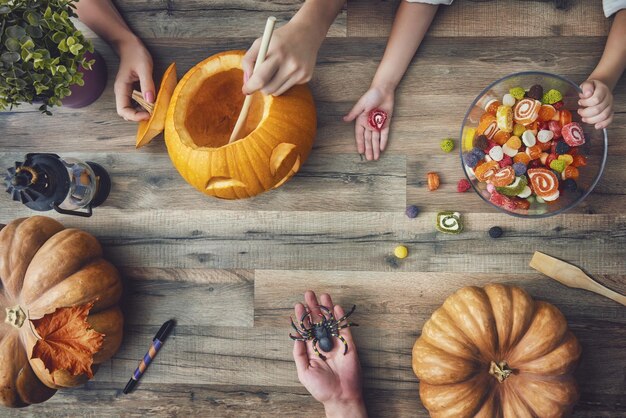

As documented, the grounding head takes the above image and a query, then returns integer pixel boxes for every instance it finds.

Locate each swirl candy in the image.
[528,168,560,201]
[491,166,515,187]
[513,98,541,125]
[476,115,499,140]
[474,160,499,182]
[436,211,463,234]
[562,122,585,147]
[496,105,513,132]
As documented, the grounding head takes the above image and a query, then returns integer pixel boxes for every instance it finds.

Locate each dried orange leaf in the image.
[31,302,104,380]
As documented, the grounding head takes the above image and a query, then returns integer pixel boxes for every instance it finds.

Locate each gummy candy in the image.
[513,152,531,166]
[558,154,574,166]
[537,129,554,143]
[488,226,503,238]
[394,245,408,259]
[474,160,499,182]
[526,145,543,160]
[471,147,486,159]
[486,183,496,193]
[513,98,541,125]
[502,145,518,158]
[512,162,527,175]
[553,101,564,110]
[549,159,566,173]
[517,185,532,198]
[498,155,513,168]
[505,136,522,150]
[489,145,504,162]
[489,191,517,211]
[548,120,562,139]
[542,89,563,105]
[512,197,531,210]
[539,152,549,165]
[562,122,585,147]
[538,104,557,122]
[554,141,570,154]
[526,121,539,135]
[522,130,536,147]
[545,153,558,168]
[440,138,455,153]
[502,94,516,107]
[491,166,515,187]
[463,127,477,150]
[457,179,471,193]
[485,99,501,115]
[493,130,511,146]
[496,175,527,196]
[538,140,552,152]
[368,109,387,131]
[527,84,543,101]
[473,134,489,150]
[476,115,499,140]
[509,87,526,100]
[528,168,560,201]
[559,109,572,126]
[463,152,480,168]
[513,124,526,137]
[496,105,513,132]
[436,211,463,234]
[562,165,579,180]
[571,155,587,167]
[406,205,419,218]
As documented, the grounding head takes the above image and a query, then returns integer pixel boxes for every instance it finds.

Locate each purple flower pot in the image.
[62,50,108,108]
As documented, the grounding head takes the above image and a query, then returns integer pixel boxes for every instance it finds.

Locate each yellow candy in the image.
[463,127,476,150]
[496,105,513,133]
[513,124,526,137]
[505,136,522,150]
[394,245,408,259]
[558,154,574,166]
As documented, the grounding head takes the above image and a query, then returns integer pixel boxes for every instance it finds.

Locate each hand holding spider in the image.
[291,291,367,418]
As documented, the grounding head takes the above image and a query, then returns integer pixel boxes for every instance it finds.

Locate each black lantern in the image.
[4,153,111,217]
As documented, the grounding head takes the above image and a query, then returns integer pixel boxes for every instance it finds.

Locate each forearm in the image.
[291,0,346,39]
[371,1,438,91]
[589,9,626,90]
[74,0,138,53]
[324,397,368,418]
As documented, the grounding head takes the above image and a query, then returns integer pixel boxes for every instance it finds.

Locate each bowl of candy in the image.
[460,71,608,217]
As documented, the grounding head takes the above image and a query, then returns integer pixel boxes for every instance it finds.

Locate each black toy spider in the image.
[289,304,358,359]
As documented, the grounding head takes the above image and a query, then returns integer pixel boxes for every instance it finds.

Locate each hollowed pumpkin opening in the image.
[184,68,265,148]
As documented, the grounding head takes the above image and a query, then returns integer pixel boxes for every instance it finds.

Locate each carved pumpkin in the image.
[135,51,316,199]
[0,216,123,407]
[412,284,581,417]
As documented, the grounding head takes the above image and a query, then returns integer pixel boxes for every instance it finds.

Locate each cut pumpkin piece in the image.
[136,62,178,148]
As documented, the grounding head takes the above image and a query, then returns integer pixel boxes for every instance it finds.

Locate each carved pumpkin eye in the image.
[205,177,247,191]
[270,143,297,176]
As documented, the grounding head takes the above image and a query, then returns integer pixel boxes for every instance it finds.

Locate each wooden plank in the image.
[0,152,406,212]
[347,0,611,37]
[119,268,254,327]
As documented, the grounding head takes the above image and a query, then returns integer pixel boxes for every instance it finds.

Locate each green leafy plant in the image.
[0,0,95,114]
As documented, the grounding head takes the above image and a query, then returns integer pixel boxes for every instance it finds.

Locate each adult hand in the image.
[343,86,395,161]
[578,79,614,130]
[114,36,155,122]
[292,290,367,418]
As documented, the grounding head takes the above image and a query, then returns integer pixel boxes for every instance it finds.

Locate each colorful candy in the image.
[473,134,489,150]
[476,114,499,140]
[571,155,587,167]
[457,179,471,193]
[488,226,504,238]
[513,152,531,166]
[394,245,408,259]
[440,138,455,153]
[436,211,463,234]
[537,129,554,143]
[513,98,541,125]
[491,166,515,187]
[555,141,570,154]
[496,175,527,196]
[549,159,566,173]
[509,87,526,100]
[513,123,526,137]
[368,109,387,131]
[496,105,513,132]
[427,172,440,191]
[522,130,536,147]
[474,160,499,182]
[405,205,419,218]
[528,168,560,201]
[562,165,579,180]
[512,162,527,175]
[463,152,480,168]
[493,130,511,146]
[489,145,504,162]
[498,155,513,168]
[502,94,516,107]
[485,99,501,115]
[527,84,543,101]
[538,104,557,122]
[557,154,574,166]
[542,89,563,105]
[561,122,585,147]
[559,109,572,126]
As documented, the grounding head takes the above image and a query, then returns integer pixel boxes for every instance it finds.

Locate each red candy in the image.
[559,109,572,127]
[561,122,585,147]
[457,179,471,193]
[571,155,587,167]
[553,101,564,110]
[368,109,387,131]
[548,121,562,139]
[490,191,517,211]
[498,155,513,168]
[545,153,558,168]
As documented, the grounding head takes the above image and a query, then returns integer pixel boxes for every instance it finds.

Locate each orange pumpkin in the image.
[0,216,123,407]
[136,50,317,199]
[412,284,581,417]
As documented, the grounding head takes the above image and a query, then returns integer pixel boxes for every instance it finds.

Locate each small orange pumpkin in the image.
[136,51,317,199]
[0,216,123,407]
[412,284,581,417]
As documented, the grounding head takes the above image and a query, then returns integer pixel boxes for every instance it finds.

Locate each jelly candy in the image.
[463,152,480,168]
[427,172,440,191]
[498,155,513,168]
[557,154,574,166]
[545,153,558,168]
[513,98,541,125]
[496,105,513,132]
[471,147,486,159]
[394,245,408,259]
[526,121,539,135]
[537,104,557,122]
[549,159,566,173]
[474,160,499,182]
[538,140,552,152]
[505,136,522,150]
[528,168,560,201]
[485,99,501,115]
[493,130,511,146]
[368,109,387,131]
[554,141,570,154]
[517,185,532,198]
[491,166,515,187]
[562,165,579,180]
[548,120,562,139]
[436,211,463,234]
[473,134,489,150]
[559,109,572,127]
[513,152,531,166]
[528,159,543,169]
[502,145,518,158]
[542,89,563,105]
[502,94,516,107]
[527,84,543,101]
[537,129,554,143]
[562,122,585,147]
[539,152,549,165]
[512,197,531,210]
[463,127,476,149]
[496,175,527,196]
[513,124,526,137]
[490,191,517,211]
[440,138,455,153]
[509,87,526,100]
[489,145,504,162]
[457,179,471,193]
[522,130,536,147]
[553,100,564,110]
[526,145,543,160]
[406,205,419,218]
[512,162,527,175]
[571,155,587,167]
[476,114,499,140]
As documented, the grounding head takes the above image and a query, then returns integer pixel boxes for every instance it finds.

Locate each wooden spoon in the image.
[529,251,626,306]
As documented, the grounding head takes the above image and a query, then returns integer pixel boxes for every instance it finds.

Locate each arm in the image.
[242,0,345,96]
[74,0,154,121]
[578,9,626,129]
[344,2,438,160]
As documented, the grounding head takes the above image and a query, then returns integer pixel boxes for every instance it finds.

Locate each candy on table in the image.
[473,134,489,150]
[513,152,531,165]
[457,179,471,193]
[476,114,499,140]
[440,138,455,153]
[513,98,541,125]
[562,165,579,180]
[549,159,567,173]
[557,154,574,166]
[436,211,463,234]
[538,104,557,122]
[559,109,572,126]
[491,166,515,187]
[562,178,578,192]
[548,120,562,139]
[405,205,419,218]
[512,162,527,175]
[527,168,560,201]
[427,172,440,191]
[525,145,543,160]
[474,160,499,182]
[496,105,513,132]
[542,89,563,105]
[463,127,476,149]
[394,245,408,259]
[502,94,516,107]
[488,145,504,161]
[368,109,387,131]
[493,130,511,145]
[528,158,543,168]
[522,130,536,147]
[488,226,503,238]
[571,155,587,167]
[463,151,480,168]
[496,175,528,196]
[537,129,554,143]
[554,141,570,155]
[485,99,501,115]
[527,84,543,101]
[498,155,513,168]
[562,122,585,147]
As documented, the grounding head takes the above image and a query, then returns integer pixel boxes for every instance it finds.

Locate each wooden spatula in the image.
[529,251,626,306]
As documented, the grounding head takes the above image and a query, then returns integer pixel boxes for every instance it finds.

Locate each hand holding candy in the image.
[578,80,614,130]
[344,86,395,161]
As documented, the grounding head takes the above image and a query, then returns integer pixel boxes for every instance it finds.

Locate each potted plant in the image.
[0,0,107,114]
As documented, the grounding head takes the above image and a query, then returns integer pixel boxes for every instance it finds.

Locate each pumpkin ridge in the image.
[421,310,482,361]
[225,145,244,199]
[238,141,268,192]
[244,136,275,190]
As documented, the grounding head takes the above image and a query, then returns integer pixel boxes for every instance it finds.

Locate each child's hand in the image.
[114,36,155,122]
[578,79,614,130]
[292,291,367,418]
[343,86,394,161]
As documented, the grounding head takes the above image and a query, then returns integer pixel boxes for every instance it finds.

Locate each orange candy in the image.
[538,105,557,122]
[480,112,493,124]
[526,145,543,160]
[505,136,522,150]
[560,109,572,127]
[474,160,499,182]
[526,121,539,135]
[476,114,499,140]
[491,166,515,187]
[493,130,511,146]
[562,165,579,180]
[514,152,531,165]
[571,155,587,167]
[485,99,501,115]
[538,140,552,151]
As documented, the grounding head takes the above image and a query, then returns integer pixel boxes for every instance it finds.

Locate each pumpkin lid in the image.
[135,62,178,148]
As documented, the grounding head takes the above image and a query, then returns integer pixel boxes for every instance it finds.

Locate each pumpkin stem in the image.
[5,305,27,329]
[489,360,513,383]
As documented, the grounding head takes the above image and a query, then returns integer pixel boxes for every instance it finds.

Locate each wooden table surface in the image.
[2,0,625,416]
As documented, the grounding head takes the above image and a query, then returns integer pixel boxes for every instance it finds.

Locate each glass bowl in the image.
[460,71,608,218]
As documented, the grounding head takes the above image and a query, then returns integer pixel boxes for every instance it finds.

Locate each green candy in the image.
[436,211,463,234]
[542,89,563,105]
[496,176,528,197]
[509,87,526,100]
[440,138,455,153]
[550,159,567,173]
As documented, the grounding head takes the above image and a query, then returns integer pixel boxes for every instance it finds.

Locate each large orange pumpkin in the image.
[0,216,123,407]
[136,50,317,199]
[412,284,581,417]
